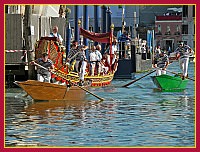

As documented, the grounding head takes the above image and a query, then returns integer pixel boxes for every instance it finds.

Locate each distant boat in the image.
[169,52,177,62]
[169,52,195,62]
[151,74,188,92]
[15,80,86,101]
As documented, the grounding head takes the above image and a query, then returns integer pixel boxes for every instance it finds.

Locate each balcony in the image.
[174,31,181,35]
[155,31,162,35]
[165,31,171,35]
[156,15,182,21]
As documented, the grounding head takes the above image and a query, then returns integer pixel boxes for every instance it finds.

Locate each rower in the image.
[30,52,54,83]
[67,40,79,69]
[175,42,194,80]
[77,45,88,86]
[153,50,169,76]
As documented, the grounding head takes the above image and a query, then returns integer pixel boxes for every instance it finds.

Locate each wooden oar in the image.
[164,69,195,81]
[122,70,156,87]
[33,63,104,101]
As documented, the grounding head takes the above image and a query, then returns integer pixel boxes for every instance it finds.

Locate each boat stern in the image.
[151,74,189,91]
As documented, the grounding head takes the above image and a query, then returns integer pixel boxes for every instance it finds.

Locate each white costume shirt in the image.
[95,50,102,61]
[90,52,97,62]
[110,45,117,54]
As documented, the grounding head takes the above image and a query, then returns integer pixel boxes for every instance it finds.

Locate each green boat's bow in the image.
[151,74,189,91]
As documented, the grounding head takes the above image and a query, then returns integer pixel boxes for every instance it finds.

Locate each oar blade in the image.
[78,86,104,101]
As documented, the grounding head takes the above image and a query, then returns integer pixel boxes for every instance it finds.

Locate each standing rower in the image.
[153,50,169,76]
[175,42,194,79]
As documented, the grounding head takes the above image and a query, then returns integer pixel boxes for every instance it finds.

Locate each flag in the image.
[147,30,153,52]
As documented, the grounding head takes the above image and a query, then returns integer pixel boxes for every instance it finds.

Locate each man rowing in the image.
[30,52,54,83]
[175,42,194,80]
[153,50,169,76]
[66,40,88,85]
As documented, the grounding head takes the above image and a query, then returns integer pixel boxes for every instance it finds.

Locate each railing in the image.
[117,41,131,59]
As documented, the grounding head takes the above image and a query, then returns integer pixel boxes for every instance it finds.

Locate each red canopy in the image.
[79,28,112,43]
[80,27,113,72]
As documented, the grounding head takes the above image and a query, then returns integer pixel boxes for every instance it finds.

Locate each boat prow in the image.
[151,74,189,92]
[15,80,86,101]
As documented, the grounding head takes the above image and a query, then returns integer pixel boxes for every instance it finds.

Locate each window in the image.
[156,24,162,35]
[175,25,180,35]
[182,25,188,34]
[193,5,195,17]
[165,25,170,35]
[183,5,188,17]
[176,25,180,32]
[167,26,170,32]
[158,25,161,32]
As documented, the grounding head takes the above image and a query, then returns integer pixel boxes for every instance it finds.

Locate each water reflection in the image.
[25,100,88,117]
[5,92,195,147]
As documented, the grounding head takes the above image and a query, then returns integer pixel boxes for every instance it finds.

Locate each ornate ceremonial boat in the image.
[16,27,117,100]
[151,74,188,92]
[33,27,117,87]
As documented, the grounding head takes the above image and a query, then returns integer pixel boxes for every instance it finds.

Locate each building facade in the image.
[154,5,195,51]
[182,5,195,50]
[6,5,195,50]
[155,15,182,51]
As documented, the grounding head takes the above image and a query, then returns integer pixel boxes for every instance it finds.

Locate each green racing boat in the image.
[151,74,189,92]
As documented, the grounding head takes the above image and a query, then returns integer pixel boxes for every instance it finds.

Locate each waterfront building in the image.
[155,12,182,51]
[154,5,195,51]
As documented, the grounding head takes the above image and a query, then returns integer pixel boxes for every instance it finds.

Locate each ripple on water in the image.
[5,62,195,147]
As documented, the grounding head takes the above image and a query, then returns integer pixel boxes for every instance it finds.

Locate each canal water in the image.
[5,61,195,147]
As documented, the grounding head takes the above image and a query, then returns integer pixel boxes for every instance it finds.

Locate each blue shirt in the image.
[118,34,131,42]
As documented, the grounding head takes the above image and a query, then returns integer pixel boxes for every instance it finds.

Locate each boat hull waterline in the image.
[15,80,86,101]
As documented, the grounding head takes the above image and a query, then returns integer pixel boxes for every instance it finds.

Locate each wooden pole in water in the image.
[24,5,36,80]
[122,70,156,87]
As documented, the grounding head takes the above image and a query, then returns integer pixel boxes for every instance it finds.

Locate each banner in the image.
[147,30,153,52]
[79,28,111,43]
